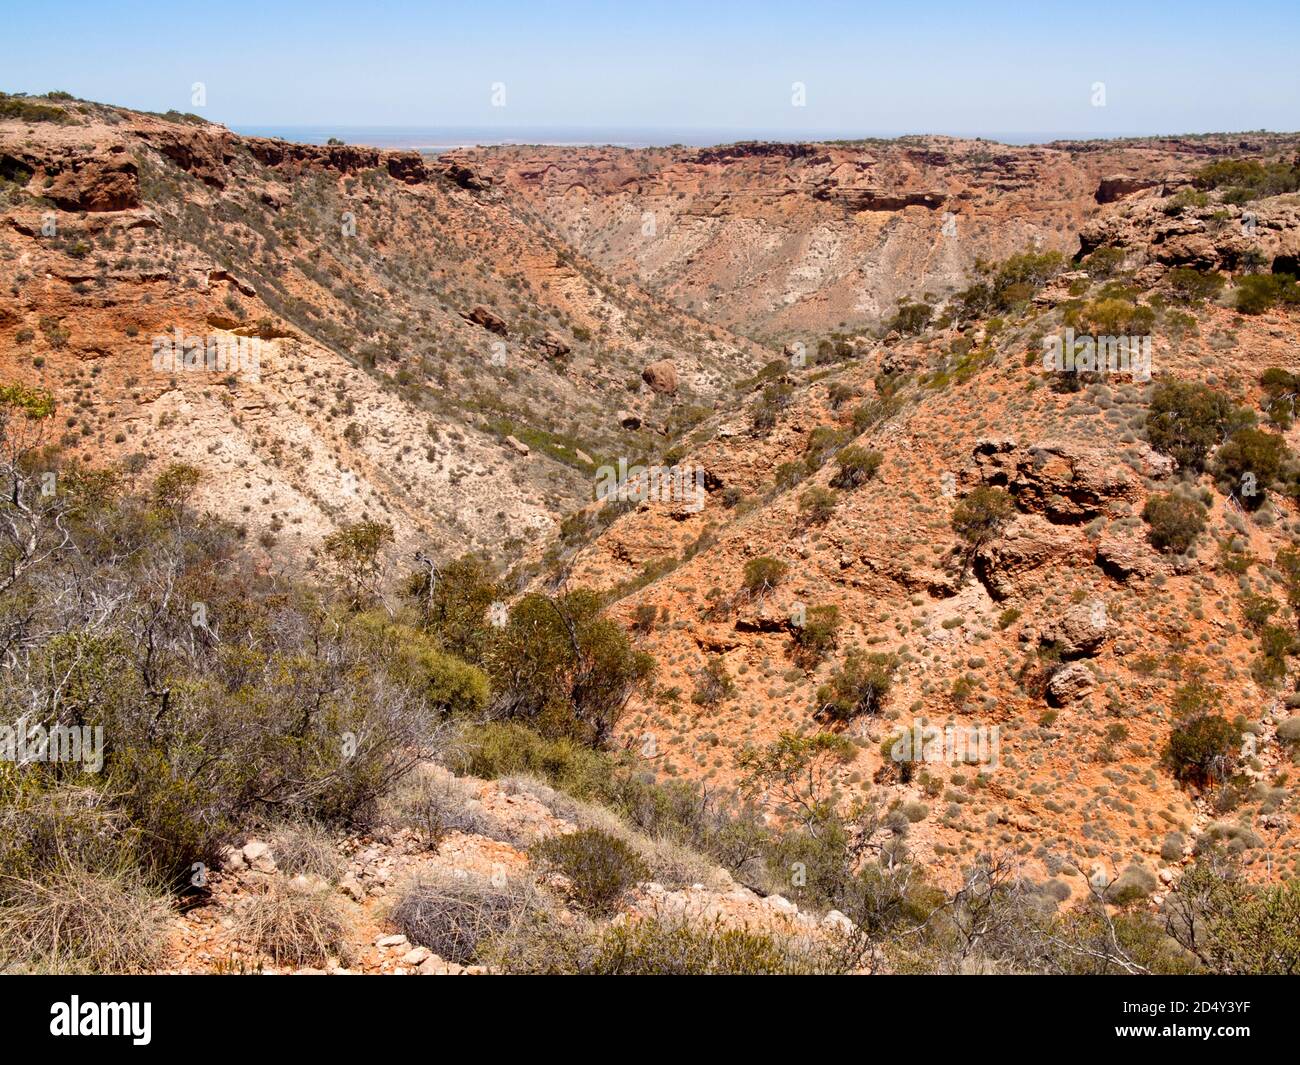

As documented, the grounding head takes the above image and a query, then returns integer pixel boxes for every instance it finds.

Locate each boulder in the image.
[1040,599,1109,658]
[617,409,642,430]
[539,332,571,359]
[241,839,277,874]
[1047,661,1096,705]
[461,304,508,335]
[504,435,529,456]
[1094,533,1159,582]
[641,359,679,394]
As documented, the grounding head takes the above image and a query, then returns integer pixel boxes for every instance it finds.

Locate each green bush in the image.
[1164,715,1238,787]
[742,556,788,597]
[817,651,898,720]
[830,446,883,489]
[799,485,838,525]
[1234,273,1300,315]
[951,486,1016,551]
[531,828,649,915]
[792,605,840,666]
[1166,267,1226,305]
[1145,381,1253,471]
[453,722,613,799]
[486,590,654,745]
[1141,492,1206,553]
[1212,427,1290,506]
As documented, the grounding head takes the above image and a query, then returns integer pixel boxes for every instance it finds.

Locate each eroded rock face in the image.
[972,438,1139,522]
[1095,175,1159,204]
[30,147,140,211]
[641,359,679,394]
[1095,533,1160,582]
[975,515,1078,599]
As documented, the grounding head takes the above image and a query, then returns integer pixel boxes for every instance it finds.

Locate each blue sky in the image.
[2,0,1297,135]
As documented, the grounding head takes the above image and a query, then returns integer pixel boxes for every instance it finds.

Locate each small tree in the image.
[691,656,736,706]
[1141,492,1206,553]
[323,520,394,608]
[1145,381,1253,472]
[742,556,788,598]
[1213,427,1289,507]
[792,605,840,667]
[951,486,1015,558]
[1164,715,1238,788]
[817,651,898,721]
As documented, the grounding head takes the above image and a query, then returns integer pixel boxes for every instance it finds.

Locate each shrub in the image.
[1167,267,1226,305]
[497,916,841,975]
[1234,273,1300,315]
[887,301,932,335]
[238,878,351,967]
[405,553,503,662]
[381,769,491,848]
[531,828,649,915]
[1260,367,1299,428]
[817,651,898,720]
[1212,427,1290,506]
[691,657,736,706]
[792,605,840,666]
[1145,381,1253,471]
[830,446,883,489]
[798,486,838,525]
[1082,246,1126,279]
[742,556,788,597]
[1276,717,1300,746]
[323,520,394,606]
[1141,492,1206,553]
[0,861,169,974]
[751,381,793,432]
[390,873,533,964]
[1164,715,1238,787]
[268,822,346,882]
[487,589,654,745]
[1107,864,1158,906]
[454,722,612,800]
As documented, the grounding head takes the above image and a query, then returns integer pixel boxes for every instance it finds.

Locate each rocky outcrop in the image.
[461,304,509,335]
[11,145,140,211]
[1095,533,1160,582]
[972,438,1139,522]
[539,332,571,359]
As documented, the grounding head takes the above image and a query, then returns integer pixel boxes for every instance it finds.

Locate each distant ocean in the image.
[232,125,1151,151]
